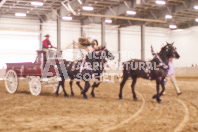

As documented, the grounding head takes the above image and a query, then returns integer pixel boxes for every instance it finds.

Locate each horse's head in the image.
[99,46,115,60]
[160,42,180,59]
[86,46,114,63]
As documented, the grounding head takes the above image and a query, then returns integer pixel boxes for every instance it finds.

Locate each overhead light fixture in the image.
[15,13,26,17]
[31,1,44,6]
[62,16,72,21]
[194,5,198,10]
[105,19,112,24]
[169,25,177,29]
[155,0,166,5]
[165,15,172,19]
[195,18,198,22]
[82,6,94,11]
[126,10,136,15]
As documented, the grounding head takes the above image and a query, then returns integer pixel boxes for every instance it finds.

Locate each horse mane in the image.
[158,43,171,56]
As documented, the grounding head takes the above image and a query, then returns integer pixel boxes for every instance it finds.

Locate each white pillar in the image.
[141,24,145,60]
[101,18,106,46]
[57,9,61,51]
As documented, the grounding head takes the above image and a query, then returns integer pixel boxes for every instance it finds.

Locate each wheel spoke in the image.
[12,82,18,87]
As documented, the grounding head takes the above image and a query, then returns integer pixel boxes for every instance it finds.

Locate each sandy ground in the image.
[0,77,198,132]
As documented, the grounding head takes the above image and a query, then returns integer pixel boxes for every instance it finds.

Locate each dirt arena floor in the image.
[0,77,198,132]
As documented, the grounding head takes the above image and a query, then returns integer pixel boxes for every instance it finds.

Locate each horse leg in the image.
[119,76,129,100]
[131,77,138,101]
[69,79,74,96]
[155,79,162,104]
[56,81,61,97]
[159,77,166,96]
[81,81,90,99]
[153,77,165,98]
[62,79,69,97]
[76,81,83,91]
[56,79,69,97]
[91,82,96,97]
[91,78,101,97]
[91,82,99,97]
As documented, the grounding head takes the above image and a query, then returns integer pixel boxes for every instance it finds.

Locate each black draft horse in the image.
[69,47,115,98]
[56,46,115,99]
[119,43,180,103]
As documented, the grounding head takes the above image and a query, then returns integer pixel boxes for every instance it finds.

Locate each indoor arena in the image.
[0,0,198,132]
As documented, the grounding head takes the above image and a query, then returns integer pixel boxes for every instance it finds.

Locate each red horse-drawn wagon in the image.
[4,38,99,96]
[4,50,63,96]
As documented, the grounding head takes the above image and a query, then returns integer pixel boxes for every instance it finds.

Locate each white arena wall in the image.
[0,17,40,69]
[42,20,81,49]
[168,27,198,67]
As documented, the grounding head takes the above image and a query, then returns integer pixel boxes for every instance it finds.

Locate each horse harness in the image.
[145,54,169,80]
[70,49,106,76]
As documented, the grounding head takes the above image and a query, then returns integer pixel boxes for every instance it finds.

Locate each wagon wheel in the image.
[53,85,63,94]
[29,77,42,96]
[5,70,19,94]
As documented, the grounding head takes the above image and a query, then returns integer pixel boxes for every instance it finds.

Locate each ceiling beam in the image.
[0,0,7,7]
[81,13,165,23]
[130,0,198,28]
[83,0,145,25]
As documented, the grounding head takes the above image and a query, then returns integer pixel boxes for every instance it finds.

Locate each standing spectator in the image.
[164,58,182,95]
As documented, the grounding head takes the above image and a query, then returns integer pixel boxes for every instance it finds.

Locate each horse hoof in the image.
[134,97,138,101]
[83,95,88,99]
[56,94,59,97]
[152,94,157,99]
[158,100,163,104]
[91,93,95,97]
[119,95,123,99]
[71,93,74,96]
[119,97,123,100]
[65,94,69,98]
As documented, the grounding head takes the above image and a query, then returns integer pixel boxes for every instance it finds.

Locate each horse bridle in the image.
[151,46,168,70]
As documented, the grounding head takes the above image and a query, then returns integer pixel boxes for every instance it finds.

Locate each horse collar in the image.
[156,54,168,70]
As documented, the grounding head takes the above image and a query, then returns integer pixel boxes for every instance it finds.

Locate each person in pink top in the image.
[164,58,182,95]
